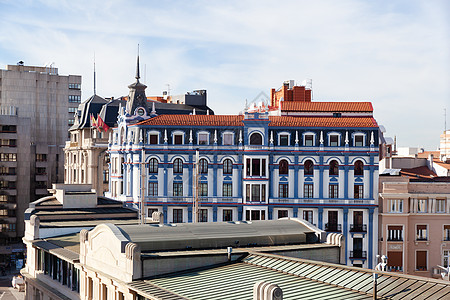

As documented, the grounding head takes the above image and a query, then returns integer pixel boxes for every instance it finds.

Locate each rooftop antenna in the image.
[93,52,96,95]
[144,63,147,85]
[136,44,140,80]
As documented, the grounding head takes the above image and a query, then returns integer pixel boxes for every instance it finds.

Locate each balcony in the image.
[387,237,403,242]
[350,224,367,233]
[349,250,367,259]
[325,223,342,232]
[145,197,243,204]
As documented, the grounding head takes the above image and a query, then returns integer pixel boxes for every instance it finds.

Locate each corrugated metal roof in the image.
[33,240,79,262]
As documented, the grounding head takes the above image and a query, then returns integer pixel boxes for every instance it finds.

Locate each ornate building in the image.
[107,79,381,268]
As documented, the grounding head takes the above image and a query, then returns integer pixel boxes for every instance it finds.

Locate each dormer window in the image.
[249,132,263,145]
[328,134,340,147]
[304,133,314,146]
[149,133,159,145]
[278,133,289,146]
[173,132,184,145]
[223,132,234,145]
[354,134,364,147]
[198,132,209,145]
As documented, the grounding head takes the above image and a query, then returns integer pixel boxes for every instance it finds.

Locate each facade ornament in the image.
[189,130,193,144]
[164,129,168,143]
[139,129,143,143]
[370,132,375,145]
[214,130,218,144]
[239,130,243,144]
[320,131,324,144]
[270,131,274,145]
[345,131,349,145]
[295,131,299,145]
[193,108,196,115]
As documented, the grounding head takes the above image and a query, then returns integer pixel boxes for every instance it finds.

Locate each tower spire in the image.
[136,44,140,80]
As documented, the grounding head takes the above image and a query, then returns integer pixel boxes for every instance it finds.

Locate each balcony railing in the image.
[145,196,243,204]
[387,237,403,241]
[350,224,367,233]
[325,223,342,232]
[349,251,367,259]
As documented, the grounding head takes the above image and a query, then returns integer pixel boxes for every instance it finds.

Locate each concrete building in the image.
[0,62,81,263]
[107,79,381,269]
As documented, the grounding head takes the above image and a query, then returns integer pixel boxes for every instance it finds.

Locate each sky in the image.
[0,0,449,150]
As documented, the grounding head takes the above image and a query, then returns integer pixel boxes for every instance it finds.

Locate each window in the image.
[223,159,233,174]
[329,134,339,147]
[173,182,183,197]
[173,158,183,173]
[416,251,427,271]
[278,210,288,219]
[249,132,262,145]
[437,199,446,213]
[304,184,313,198]
[199,209,208,222]
[354,161,364,176]
[388,199,403,213]
[444,250,450,268]
[36,154,47,162]
[223,183,232,197]
[329,184,338,198]
[0,125,16,133]
[199,159,208,174]
[149,134,158,144]
[279,184,288,198]
[354,185,363,199]
[444,225,450,241]
[198,133,209,145]
[387,226,403,241]
[223,133,234,145]
[148,182,158,196]
[68,95,81,103]
[69,83,81,89]
[173,209,183,223]
[246,158,266,177]
[245,209,266,221]
[279,159,288,175]
[200,183,208,196]
[246,184,266,202]
[68,107,77,113]
[416,225,427,241]
[223,209,233,221]
[304,134,314,146]
[303,210,313,223]
[304,160,314,175]
[279,134,289,146]
[354,135,364,147]
[68,119,74,126]
[174,134,183,145]
[329,160,339,176]
[418,199,427,213]
[148,158,158,173]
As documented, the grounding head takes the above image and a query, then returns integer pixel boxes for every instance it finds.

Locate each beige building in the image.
[379,168,450,278]
[0,63,81,263]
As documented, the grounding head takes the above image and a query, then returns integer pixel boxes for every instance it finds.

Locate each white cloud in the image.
[0,0,448,149]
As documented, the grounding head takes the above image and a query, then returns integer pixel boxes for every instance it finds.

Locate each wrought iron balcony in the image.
[325,223,342,232]
[350,224,367,233]
[349,250,367,259]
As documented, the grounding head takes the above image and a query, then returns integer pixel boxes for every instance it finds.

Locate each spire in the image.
[136,44,140,80]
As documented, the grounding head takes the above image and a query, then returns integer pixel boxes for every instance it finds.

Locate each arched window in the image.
[279,159,289,175]
[199,158,208,174]
[149,158,158,173]
[173,158,183,173]
[354,160,364,176]
[223,159,233,175]
[304,160,314,175]
[249,132,263,145]
[329,160,339,176]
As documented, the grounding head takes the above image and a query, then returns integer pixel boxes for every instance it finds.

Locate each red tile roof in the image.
[134,114,378,128]
[416,151,440,159]
[281,101,373,112]
[400,166,437,178]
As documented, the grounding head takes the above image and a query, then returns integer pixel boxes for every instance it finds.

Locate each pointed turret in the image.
[126,48,148,116]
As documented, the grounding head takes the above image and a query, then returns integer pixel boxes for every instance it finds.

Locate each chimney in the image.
[253,281,283,300]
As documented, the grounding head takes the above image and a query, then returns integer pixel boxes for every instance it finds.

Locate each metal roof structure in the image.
[129,252,450,300]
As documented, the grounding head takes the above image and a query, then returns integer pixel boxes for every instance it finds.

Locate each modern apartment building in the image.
[107,78,381,268]
[0,62,81,263]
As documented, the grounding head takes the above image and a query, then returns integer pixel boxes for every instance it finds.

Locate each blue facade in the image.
[107,110,379,268]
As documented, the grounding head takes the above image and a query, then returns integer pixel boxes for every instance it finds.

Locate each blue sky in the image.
[0,0,449,149]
